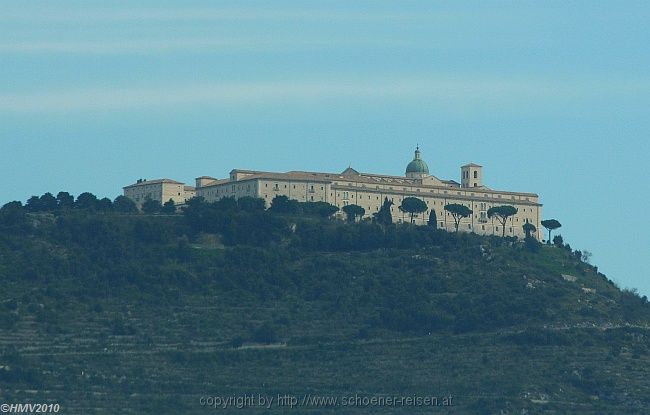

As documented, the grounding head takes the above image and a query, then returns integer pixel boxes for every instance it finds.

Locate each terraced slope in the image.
[0,211,648,414]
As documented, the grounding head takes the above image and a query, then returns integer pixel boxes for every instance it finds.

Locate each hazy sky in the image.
[1,1,649,295]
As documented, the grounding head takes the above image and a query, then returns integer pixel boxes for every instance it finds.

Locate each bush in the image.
[110,317,137,336]
[250,323,279,344]
[0,310,19,330]
[524,236,541,252]
[142,199,162,214]
[230,336,245,348]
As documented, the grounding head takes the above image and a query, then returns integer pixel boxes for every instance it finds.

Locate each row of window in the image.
[462,170,479,179]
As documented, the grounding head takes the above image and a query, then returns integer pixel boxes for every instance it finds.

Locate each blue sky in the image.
[1,1,649,295]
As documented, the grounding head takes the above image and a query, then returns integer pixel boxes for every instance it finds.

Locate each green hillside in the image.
[0,198,649,414]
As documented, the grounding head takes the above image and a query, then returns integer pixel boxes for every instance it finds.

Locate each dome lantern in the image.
[405,146,430,178]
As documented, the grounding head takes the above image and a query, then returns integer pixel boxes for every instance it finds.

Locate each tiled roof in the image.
[123,179,184,189]
[197,178,230,188]
[199,168,539,198]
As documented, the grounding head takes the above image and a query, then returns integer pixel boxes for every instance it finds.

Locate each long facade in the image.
[124,148,543,240]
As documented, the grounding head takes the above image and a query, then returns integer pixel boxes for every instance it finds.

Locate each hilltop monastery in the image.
[123,148,542,240]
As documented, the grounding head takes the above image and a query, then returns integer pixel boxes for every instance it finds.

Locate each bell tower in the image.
[461,163,482,188]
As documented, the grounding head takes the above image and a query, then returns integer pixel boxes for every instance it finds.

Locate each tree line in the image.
[2,191,562,244]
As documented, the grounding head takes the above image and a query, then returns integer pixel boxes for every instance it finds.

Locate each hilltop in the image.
[0,197,649,414]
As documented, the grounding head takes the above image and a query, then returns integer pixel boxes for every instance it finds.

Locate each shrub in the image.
[230,336,245,348]
[250,323,279,344]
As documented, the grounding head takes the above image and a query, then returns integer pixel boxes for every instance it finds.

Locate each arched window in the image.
[474,171,478,179]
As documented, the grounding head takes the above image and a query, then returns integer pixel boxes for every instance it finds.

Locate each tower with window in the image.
[461,163,482,188]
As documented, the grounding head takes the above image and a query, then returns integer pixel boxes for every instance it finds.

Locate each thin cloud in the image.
[0,38,405,54]
[0,7,433,23]
[2,78,644,114]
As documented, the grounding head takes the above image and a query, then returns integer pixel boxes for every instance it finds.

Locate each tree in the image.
[25,196,42,212]
[97,197,113,212]
[488,205,518,237]
[541,219,562,244]
[553,234,564,247]
[113,196,138,213]
[237,197,265,212]
[251,323,278,344]
[0,201,26,228]
[522,222,539,252]
[75,192,99,210]
[342,204,365,223]
[1,201,23,211]
[373,197,393,226]
[185,196,206,208]
[301,201,338,218]
[142,199,162,214]
[269,195,299,214]
[213,197,238,212]
[314,202,339,218]
[522,222,536,239]
[56,192,75,209]
[162,199,176,214]
[39,193,58,211]
[399,197,428,224]
[444,204,472,232]
[428,209,437,228]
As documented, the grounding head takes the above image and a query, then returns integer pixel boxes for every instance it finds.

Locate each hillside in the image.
[0,199,649,414]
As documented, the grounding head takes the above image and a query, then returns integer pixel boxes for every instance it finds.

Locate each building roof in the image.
[341,167,360,176]
[184,186,196,191]
[197,166,537,197]
[123,179,184,189]
[194,146,538,200]
[229,169,259,174]
[223,169,451,190]
[196,178,230,188]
